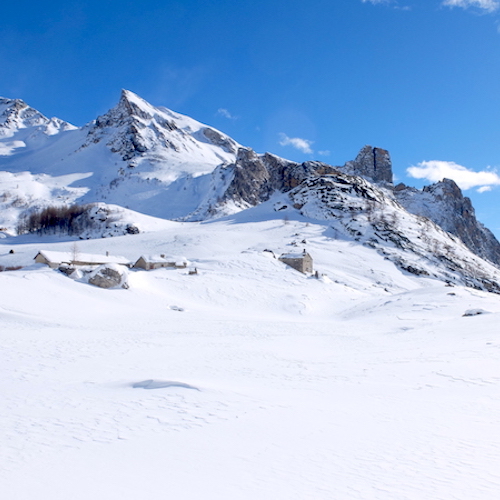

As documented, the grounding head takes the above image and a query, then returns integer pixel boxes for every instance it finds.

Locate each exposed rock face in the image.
[285,170,398,224]
[217,148,337,209]
[88,264,129,289]
[222,148,272,207]
[86,90,180,161]
[202,127,238,154]
[217,145,398,211]
[395,178,500,266]
[340,145,393,184]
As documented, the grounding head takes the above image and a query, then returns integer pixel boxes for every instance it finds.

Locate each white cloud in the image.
[407,160,500,191]
[442,0,500,12]
[363,0,499,11]
[217,108,237,120]
[318,150,331,157]
[360,1,412,11]
[279,133,314,154]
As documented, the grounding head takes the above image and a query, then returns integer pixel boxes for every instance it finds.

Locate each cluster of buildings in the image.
[34,250,188,271]
[34,249,314,274]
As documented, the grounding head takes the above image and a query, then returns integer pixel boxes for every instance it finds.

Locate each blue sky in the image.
[2,0,500,234]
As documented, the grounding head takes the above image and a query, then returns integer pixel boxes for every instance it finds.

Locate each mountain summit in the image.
[0,97,75,155]
[85,89,239,168]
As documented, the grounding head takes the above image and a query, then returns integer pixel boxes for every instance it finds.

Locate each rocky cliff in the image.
[217,148,337,209]
[395,179,500,266]
[339,145,393,184]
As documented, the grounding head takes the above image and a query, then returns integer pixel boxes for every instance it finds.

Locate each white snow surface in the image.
[2,213,500,500]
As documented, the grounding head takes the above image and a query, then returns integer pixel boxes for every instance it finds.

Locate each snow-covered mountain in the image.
[0,97,76,152]
[1,90,500,292]
[0,90,240,222]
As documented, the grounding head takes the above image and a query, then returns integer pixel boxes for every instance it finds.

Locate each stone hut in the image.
[278,250,313,274]
[34,250,130,269]
[133,255,188,271]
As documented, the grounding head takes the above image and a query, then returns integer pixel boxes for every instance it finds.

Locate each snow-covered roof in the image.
[279,252,310,259]
[35,250,130,265]
[136,254,188,264]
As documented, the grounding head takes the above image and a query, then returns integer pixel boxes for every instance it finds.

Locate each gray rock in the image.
[217,148,337,209]
[125,223,140,234]
[88,264,129,289]
[340,145,393,184]
[202,127,238,154]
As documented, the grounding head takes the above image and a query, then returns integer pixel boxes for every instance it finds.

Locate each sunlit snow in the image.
[2,212,500,500]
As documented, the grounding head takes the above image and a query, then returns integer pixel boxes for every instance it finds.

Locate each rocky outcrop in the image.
[88,264,129,289]
[217,149,337,209]
[395,178,500,266]
[340,145,393,184]
[221,148,272,206]
[201,127,238,154]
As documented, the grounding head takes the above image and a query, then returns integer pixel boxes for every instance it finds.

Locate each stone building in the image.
[133,255,188,270]
[34,250,130,268]
[278,250,313,274]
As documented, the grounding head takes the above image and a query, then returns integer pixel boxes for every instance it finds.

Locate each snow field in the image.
[2,216,500,499]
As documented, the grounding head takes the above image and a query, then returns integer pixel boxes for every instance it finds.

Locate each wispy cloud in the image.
[361,0,410,8]
[362,0,499,11]
[442,0,500,12]
[217,108,237,120]
[407,160,500,192]
[318,150,331,157]
[279,133,314,154]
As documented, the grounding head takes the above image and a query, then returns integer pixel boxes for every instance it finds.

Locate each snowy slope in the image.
[2,213,500,500]
[0,91,240,227]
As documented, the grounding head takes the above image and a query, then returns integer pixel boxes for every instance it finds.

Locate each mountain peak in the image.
[1,97,46,134]
[340,145,393,184]
[0,97,75,141]
[111,89,157,122]
[120,88,136,100]
[0,97,29,112]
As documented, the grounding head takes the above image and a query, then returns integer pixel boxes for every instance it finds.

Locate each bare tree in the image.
[71,242,80,264]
